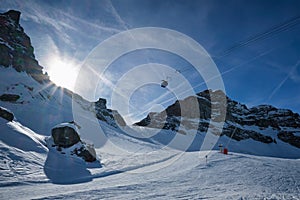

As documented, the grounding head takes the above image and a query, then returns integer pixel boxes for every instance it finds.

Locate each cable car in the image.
[161,80,168,88]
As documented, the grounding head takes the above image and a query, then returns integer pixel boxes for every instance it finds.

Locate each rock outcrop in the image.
[0,106,14,121]
[278,131,300,148]
[49,122,97,162]
[135,89,300,148]
[0,10,50,83]
[94,98,126,127]
[0,10,126,130]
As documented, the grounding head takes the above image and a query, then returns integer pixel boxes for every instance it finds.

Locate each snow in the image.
[0,67,74,133]
[52,122,79,134]
[0,106,13,113]
[0,38,15,51]
[294,132,300,137]
[44,148,93,184]
[1,65,300,199]
[0,117,300,199]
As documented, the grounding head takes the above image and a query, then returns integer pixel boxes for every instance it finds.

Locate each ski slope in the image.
[0,117,299,200]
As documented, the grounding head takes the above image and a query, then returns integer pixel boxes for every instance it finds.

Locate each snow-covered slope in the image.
[1,9,300,199]
[0,67,74,133]
[0,10,126,135]
[0,117,47,186]
[0,117,300,199]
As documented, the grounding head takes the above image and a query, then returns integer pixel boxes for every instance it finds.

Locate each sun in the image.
[47,56,78,91]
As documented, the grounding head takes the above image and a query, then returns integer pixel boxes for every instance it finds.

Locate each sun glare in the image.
[47,56,78,91]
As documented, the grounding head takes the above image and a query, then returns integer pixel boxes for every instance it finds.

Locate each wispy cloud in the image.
[267,59,300,101]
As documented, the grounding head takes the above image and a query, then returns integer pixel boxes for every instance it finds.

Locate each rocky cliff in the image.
[0,10,50,83]
[0,10,126,129]
[135,89,300,148]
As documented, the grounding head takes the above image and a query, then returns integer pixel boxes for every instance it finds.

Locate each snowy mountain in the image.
[1,115,300,199]
[135,89,300,158]
[0,10,300,199]
[0,10,126,134]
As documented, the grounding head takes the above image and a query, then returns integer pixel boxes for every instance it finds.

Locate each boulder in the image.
[73,144,96,162]
[51,124,80,148]
[0,106,14,121]
[50,122,97,162]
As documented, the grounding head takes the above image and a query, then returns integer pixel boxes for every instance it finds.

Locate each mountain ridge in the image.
[0,9,299,154]
[135,89,300,148]
[0,10,126,132]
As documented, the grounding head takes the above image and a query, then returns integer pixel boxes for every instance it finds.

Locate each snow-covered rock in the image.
[51,122,81,148]
[47,122,97,162]
[135,89,300,150]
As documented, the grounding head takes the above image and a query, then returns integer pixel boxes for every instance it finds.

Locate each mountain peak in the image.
[0,10,50,83]
[3,10,21,24]
[135,90,300,149]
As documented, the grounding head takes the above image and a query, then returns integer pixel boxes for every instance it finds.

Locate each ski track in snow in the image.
[0,67,300,199]
[1,119,300,200]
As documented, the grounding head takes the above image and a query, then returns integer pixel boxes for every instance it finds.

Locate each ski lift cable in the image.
[156,46,276,107]
[156,14,300,103]
[216,15,300,58]
[216,20,300,59]
[214,15,300,58]
[164,14,300,82]
[141,14,300,126]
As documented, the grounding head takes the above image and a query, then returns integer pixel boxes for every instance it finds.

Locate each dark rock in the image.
[4,10,21,24]
[95,98,107,109]
[73,144,96,162]
[0,106,14,121]
[0,94,20,102]
[51,126,81,148]
[0,44,11,67]
[49,123,97,162]
[163,116,181,131]
[278,131,300,148]
[135,88,300,148]
[94,98,126,127]
[0,10,50,83]
[135,113,153,127]
[248,131,273,143]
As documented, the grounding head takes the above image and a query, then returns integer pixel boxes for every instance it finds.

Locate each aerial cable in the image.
[214,15,300,58]
[169,15,300,78]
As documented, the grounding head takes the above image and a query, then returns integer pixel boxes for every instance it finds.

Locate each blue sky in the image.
[1,0,300,122]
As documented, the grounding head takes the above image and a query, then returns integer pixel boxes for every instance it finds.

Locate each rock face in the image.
[94,98,126,127]
[0,10,50,83]
[0,9,126,130]
[72,95,127,128]
[135,89,300,148]
[278,131,300,148]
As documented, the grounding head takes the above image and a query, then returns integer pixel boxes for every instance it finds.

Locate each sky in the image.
[1,0,300,123]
